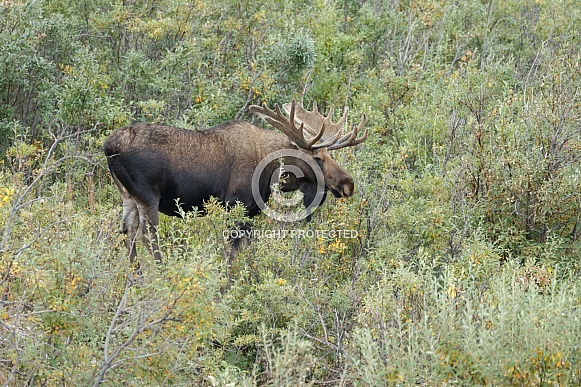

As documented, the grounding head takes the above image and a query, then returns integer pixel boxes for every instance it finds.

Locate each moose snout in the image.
[342,182,354,197]
[329,181,354,198]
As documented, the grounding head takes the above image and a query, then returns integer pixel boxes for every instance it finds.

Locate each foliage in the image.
[1,0,580,385]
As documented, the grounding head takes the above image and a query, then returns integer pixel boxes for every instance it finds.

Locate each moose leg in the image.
[120,195,140,269]
[111,173,142,270]
[301,184,328,222]
[228,221,251,257]
[223,198,252,259]
[136,203,162,265]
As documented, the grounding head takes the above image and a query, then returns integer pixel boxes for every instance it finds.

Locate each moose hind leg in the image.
[137,203,162,265]
[121,196,140,268]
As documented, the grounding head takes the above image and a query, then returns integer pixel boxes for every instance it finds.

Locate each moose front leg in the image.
[301,183,328,222]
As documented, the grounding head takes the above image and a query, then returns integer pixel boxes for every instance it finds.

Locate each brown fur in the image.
[104,120,356,266]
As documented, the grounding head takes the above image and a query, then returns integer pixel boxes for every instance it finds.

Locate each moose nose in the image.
[341,182,354,197]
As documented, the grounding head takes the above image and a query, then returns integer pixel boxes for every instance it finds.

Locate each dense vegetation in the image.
[1,0,580,384]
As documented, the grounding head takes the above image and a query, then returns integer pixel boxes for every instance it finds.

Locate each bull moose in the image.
[103,100,368,266]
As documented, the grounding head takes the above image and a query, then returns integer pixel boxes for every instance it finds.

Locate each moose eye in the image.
[312,155,324,165]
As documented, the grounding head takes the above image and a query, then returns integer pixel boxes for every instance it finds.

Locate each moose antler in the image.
[250,100,339,149]
[250,100,368,151]
[283,101,368,151]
